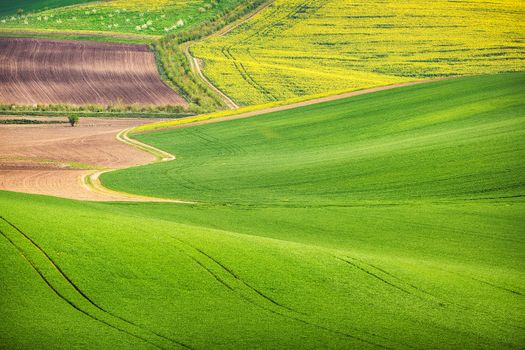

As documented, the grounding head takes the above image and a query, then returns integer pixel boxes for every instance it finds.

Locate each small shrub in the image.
[68,115,79,127]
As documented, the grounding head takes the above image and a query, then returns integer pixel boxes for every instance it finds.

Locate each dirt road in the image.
[182,1,274,109]
[0,117,175,201]
[0,79,439,201]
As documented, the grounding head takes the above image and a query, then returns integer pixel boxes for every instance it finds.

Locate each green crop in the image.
[0,0,247,36]
[1,74,524,349]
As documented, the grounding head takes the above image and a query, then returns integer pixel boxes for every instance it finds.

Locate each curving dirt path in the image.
[182,43,239,109]
[182,1,274,109]
[0,117,183,201]
[0,79,439,202]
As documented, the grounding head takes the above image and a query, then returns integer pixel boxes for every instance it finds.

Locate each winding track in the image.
[0,117,185,202]
[0,79,438,202]
[182,1,275,109]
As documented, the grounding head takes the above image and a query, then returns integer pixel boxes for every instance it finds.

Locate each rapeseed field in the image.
[193,0,525,105]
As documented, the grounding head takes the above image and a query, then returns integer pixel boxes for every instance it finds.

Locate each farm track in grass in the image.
[1,74,524,349]
[0,216,192,350]
[0,37,186,106]
[166,236,406,349]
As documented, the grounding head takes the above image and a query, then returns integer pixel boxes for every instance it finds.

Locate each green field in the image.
[0,0,247,36]
[0,0,92,17]
[2,74,524,349]
[104,74,525,205]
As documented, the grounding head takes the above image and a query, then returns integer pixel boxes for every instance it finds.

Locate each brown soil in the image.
[0,37,186,106]
[0,117,164,201]
[0,80,439,201]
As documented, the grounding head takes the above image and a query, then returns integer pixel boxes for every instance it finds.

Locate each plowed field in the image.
[0,37,186,106]
[0,117,163,200]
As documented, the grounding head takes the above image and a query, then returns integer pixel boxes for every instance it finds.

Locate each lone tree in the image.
[68,115,79,127]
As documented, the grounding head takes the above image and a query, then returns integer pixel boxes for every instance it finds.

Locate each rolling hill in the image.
[1,74,523,349]
[103,74,525,205]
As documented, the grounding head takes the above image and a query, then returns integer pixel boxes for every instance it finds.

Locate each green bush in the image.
[67,115,79,126]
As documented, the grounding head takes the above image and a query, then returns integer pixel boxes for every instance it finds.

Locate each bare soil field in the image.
[0,117,165,200]
[0,37,186,106]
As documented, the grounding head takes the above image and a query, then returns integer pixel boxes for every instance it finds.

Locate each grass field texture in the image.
[0,0,92,17]
[104,74,525,205]
[1,74,522,348]
[0,0,246,36]
[192,0,525,105]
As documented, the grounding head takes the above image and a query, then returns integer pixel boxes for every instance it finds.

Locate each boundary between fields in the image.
[80,128,192,203]
[0,29,159,41]
[182,1,274,109]
[133,79,440,134]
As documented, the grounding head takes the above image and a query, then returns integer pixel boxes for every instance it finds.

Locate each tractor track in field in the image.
[336,256,440,302]
[0,216,192,350]
[166,235,418,350]
[182,1,275,109]
[337,254,525,334]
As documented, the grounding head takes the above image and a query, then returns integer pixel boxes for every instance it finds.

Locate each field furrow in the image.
[0,37,187,106]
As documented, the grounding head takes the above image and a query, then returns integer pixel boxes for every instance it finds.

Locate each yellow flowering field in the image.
[193,0,525,105]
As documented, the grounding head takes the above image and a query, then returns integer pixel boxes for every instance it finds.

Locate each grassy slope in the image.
[1,74,524,349]
[0,0,247,36]
[192,0,525,105]
[1,191,524,349]
[0,0,92,17]
[104,74,525,205]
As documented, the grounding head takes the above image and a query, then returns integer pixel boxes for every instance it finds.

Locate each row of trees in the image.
[153,0,269,113]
